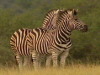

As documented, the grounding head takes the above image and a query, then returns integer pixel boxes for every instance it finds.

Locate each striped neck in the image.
[52,14,73,44]
[57,13,74,31]
[57,14,72,34]
[53,23,71,44]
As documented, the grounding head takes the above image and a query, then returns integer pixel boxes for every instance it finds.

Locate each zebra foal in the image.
[26,9,88,68]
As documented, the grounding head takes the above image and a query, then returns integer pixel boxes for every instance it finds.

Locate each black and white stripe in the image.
[10,9,60,69]
[10,28,31,56]
[42,9,60,30]
[26,9,88,68]
[10,28,32,69]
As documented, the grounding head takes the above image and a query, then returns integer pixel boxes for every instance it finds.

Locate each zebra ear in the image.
[72,9,78,15]
[67,10,73,15]
[57,9,64,14]
[76,9,78,12]
[51,9,60,22]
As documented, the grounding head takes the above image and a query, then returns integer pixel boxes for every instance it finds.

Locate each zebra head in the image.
[68,9,88,32]
[58,9,88,32]
[42,9,63,30]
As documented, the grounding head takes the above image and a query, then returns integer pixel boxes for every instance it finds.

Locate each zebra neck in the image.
[54,26,71,44]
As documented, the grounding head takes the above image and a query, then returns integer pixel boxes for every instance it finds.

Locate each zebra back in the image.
[10,9,61,56]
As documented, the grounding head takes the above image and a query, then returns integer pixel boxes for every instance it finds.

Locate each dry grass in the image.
[0,64,100,75]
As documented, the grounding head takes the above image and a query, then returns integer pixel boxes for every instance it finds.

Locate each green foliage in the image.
[0,0,100,65]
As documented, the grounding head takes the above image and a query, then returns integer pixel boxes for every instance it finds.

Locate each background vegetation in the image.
[0,0,100,66]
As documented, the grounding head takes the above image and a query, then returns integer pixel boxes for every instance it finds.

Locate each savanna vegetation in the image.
[0,64,100,75]
[0,0,100,67]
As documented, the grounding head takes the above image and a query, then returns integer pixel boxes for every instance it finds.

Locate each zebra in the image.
[10,9,61,70]
[26,9,88,68]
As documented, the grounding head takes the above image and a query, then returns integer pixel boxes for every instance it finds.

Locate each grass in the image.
[0,64,100,75]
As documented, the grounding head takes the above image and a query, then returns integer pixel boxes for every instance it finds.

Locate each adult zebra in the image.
[10,9,60,70]
[26,9,88,68]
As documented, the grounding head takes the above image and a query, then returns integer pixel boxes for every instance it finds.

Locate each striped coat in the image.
[26,9,88,68]
[10,9,61,69]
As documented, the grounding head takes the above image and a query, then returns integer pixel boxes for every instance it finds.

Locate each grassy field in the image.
[0,0,100,74]
[0,64,100,75]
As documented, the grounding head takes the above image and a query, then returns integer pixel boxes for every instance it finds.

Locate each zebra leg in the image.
[23,56,31,68]
[52,52,58,68]
[46,55,52,67]
[15,54,23,70]
[60,51,69,67]
[31,51,38,69]
[37,54,41,68]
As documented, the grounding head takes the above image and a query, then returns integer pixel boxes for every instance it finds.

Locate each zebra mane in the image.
[55,9,68,25]
[42,9,60,30]
[56,9,77,26]
[42,9,78,29]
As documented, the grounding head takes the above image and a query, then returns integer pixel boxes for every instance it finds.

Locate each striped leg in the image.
[15,54,23,70]
[37,54,42,68]
[60,50,69,67]
[31,51,39,69]
[52,52,58,67]
[46,55,52,67]
[23,56,31,68]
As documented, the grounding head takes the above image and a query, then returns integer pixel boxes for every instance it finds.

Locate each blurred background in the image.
[0,0,100,66]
